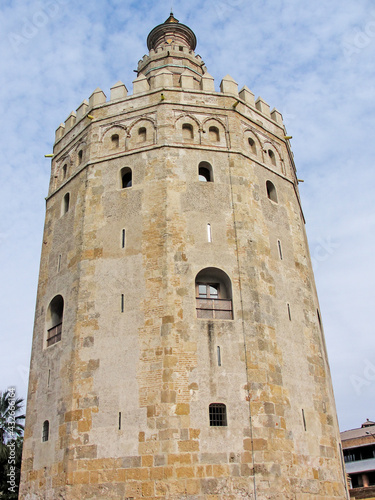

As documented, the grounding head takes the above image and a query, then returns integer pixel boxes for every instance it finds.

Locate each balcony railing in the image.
[47,323,62,347]
[196,298,233,320]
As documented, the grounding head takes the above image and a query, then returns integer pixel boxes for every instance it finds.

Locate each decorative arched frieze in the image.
[126,117,156,150]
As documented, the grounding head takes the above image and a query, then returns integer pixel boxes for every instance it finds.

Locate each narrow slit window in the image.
[62,164,67,179]
[57,254,62,272]
[278,240,283,260]
[62,193,70,215]
[42,420,49,442]
[287,303,291,321]
[119,412,122,430]
[302,409,307,431]
[217,346,221,366]
[121,229,126,249]
[78,149,83,164]
[47,369,51,387]
[207,224,212,242]
[121,294,124,313]
[209,403,227,426]
[317,309,322,331]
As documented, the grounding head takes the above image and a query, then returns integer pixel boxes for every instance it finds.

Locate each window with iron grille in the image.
[209,403,227,426]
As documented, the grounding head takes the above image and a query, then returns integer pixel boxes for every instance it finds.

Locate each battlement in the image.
[54,74,284,144]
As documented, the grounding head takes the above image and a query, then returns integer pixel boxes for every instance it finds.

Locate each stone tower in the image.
[20,13,348,500]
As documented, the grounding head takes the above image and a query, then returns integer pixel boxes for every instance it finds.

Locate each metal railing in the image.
[47,323,62,347]
[196,298,233,320]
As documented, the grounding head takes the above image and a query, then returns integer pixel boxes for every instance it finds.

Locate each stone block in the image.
[239,85,255,106]
[110,81,128,101]
[271,107,283,125]
[180,70,195,89]
[153,68,173,89]
[255,96,271,117]
[220,74,238,95]
[89,88,106,107]
[175,403,190,415]
[201,72,215,91]
[64,111,76,131]
[176,466,195,478]
[133,74,149,94]
[76,100,89,121]
[178,440,199,452]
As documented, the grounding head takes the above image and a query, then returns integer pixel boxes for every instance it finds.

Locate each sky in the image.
[0,0,374,433]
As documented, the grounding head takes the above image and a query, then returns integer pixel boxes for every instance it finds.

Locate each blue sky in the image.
[1,0,374,432]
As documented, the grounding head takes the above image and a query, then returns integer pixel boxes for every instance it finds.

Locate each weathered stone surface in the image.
[20,13,347,500]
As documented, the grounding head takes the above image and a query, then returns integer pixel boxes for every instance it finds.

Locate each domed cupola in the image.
[147,12,197,51]
[136,12,206,88]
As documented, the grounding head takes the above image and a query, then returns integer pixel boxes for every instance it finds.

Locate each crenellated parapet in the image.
[54,75,285,146]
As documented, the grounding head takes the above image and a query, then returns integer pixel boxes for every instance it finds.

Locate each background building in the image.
[341,419,375,498]
[20,13,348,499]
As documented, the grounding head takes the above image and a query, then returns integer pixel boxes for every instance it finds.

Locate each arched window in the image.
[42,420,49,442]
[111,134,119,148]
[47,295,64,347]
[198,161,213,182]
[138,127,146,142]
[121,167,132,188]
[62,193,70,215]
[182,123,194,140]
[248,138,256,154]
[209,126,220,142]
[78,149,83,164]
[62,164,67,179]
[195,267,233,319]
[209,403,227,426]
[266,181,278,203]
[268,149,276,166]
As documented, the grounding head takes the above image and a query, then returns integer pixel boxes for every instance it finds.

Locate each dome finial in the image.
[165,11,179,23]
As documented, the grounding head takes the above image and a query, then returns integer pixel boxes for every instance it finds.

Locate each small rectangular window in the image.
[278,240,283,260]
[121,294,124,313]
[209,403,227,426]
[119,412,122,430]
[121,229,126,249]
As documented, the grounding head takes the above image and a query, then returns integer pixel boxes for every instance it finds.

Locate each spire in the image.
[147,13,197,51]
